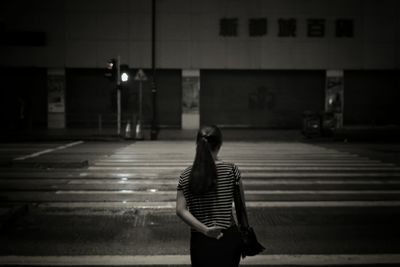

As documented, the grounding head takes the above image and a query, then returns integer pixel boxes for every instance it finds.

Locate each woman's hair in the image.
[189,125,223,195]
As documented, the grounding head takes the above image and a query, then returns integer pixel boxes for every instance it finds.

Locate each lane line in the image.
[37,200,400,209]
[1,172,399,178]
[63,179,400,185]
[93,163,395,167]
[51,189,400,195]
[1,254,400,265]
[13,141,84,161]
[244,172,400,177]
[3,179,400,188]
[98,159,380,163]
[88,166,400,171]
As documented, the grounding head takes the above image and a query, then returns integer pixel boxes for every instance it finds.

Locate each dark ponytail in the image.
[189,125,222,195]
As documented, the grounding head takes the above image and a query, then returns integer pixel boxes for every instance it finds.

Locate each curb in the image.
[11,160,89,169]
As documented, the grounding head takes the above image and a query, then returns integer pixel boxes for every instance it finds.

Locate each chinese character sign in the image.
[307,19,325,37]
[278,18,297,37]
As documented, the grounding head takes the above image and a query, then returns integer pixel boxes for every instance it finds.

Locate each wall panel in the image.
[0,0,399,69]
[200,70,325,128]
[0,68,47,130]
[344,70,400,126]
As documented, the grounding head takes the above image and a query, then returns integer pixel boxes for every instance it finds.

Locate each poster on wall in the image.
[182,70,200,129]
[48,75,65,113]
[325,70,344,128]
[47,69,66,128]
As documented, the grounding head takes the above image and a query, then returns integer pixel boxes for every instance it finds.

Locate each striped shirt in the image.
[177,162,241,231]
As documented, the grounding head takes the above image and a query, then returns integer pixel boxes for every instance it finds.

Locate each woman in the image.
[176,125,245,267]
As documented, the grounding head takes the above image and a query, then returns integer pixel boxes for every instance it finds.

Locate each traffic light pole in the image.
[139,80,143,125]
[150,0,158,140]
[116,56,121,136]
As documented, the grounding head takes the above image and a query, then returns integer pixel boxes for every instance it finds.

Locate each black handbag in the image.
[234,180,265,258]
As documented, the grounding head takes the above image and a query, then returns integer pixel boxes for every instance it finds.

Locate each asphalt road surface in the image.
[1,140,400,266]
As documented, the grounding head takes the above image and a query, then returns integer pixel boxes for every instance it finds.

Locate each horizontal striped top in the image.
[177,161,241,231]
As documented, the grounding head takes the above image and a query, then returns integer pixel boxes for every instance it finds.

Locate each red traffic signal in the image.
[105,58,117,81]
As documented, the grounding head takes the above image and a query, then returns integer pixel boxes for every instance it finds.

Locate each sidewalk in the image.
[333,125,400,142]
[1,125,399,142]
[1,205,400,266]
[0,128,305,142]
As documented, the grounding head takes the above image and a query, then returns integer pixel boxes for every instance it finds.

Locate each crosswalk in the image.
[2,141,400,266]
[1,141,400,208]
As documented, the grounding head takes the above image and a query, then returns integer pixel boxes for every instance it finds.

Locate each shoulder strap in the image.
[233,167,249,229]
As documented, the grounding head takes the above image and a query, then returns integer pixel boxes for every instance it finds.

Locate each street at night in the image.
[1,139,400,266]
[1,0,400,266]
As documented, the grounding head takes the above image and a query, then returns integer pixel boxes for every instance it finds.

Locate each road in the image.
[0,140,400,266]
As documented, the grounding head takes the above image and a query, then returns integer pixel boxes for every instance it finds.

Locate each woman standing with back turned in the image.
[176,125,245,267]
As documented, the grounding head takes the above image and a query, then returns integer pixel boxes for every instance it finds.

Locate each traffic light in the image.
[120,64,130,83]
[105,58,117,81]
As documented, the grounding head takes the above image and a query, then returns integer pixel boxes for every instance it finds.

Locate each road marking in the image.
[37,200,400,209]
[13,141,84,161]
[64,179,400,185]
[53,189,400,195]
[245,172,400,177]
[1,171,399,179]
[3,178,400,188]
[88,166,400,171]
[1,254,400,265]
[99,159,379,162]
[93,161,396,166]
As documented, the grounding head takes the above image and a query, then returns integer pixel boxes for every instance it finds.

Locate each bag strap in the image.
[233,167,249,229]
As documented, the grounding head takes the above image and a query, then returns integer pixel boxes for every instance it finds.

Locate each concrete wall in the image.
[0,68,47,130]
[344,70,400,126]
[0,0,399,70]
[200,70,325,128]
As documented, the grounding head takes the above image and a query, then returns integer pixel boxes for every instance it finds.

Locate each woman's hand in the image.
[176,191,224,240]
[204,226,224,240]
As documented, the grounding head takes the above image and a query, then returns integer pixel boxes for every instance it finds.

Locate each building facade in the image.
[1,0,399,130]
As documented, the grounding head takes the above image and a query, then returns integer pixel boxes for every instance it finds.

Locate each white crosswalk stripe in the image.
[2,254,400,266]
[85,142,400,206]
[1,141,400,207]
[1,141,400,266]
